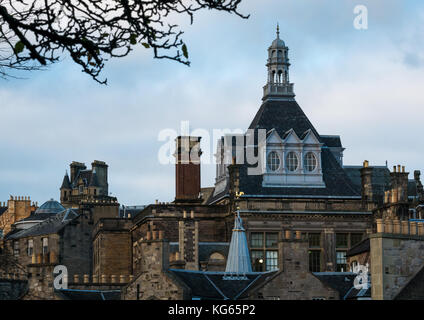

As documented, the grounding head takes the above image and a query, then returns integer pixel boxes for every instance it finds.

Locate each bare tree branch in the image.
[0,0,248,84]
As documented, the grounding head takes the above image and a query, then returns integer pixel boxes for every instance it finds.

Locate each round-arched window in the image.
[304,152,317,172]
[267,151,280,172]
[286,152,299,172]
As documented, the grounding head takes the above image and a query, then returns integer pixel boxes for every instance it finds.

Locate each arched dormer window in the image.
[267,151,281,172]
[286,152,299,172]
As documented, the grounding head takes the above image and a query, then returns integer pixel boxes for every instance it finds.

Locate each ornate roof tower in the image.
[263,24,295,101]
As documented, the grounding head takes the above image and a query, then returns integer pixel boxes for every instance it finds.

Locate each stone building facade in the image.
[2,29,424,301]
[0,196,37,241]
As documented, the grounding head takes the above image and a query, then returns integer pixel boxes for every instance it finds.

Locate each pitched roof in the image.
[321,135,342,148]
[343,166,391,200]
[248,99,321,141]
[0,207,7,217]
[207,99,363,202]
[72,169,92,187]
[346,238,370,257]
[313,272,356,298]
[6,209,78,240]
[56,289,121,300]
[168,270,276,300]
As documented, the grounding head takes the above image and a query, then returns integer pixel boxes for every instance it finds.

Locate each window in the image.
[336,251,347,272]
[304,152,317,172]
[267,151,280,172]
[266,233,278,248]
[266,251,278,271]
[79,185,83,194]
[286,152,299,172]
[309,250,321,272]
[27,239,34,256]
[42,237,49,255]
[250,233,264,248]
[0,229,3,239]
[307,233,321,272]
[250,232,279,271]
[308,233,321,248]
[251,250,264,272]
[336,233,348,248]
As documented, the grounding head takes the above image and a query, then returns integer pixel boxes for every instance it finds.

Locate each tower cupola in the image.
[263,25,295,101]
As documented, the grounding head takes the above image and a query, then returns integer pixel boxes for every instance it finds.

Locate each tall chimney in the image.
[70,161,86,184]
[390,164,409,203]
[360,160,374,203]
[174,136,202,202]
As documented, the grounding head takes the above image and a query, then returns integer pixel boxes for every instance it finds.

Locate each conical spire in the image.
[60,171,71,189]
[225,211,252,275]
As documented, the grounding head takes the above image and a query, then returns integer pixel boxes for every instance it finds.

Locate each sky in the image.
[0,0,424,206]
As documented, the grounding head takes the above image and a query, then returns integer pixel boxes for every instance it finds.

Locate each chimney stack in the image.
[174,136,202,202]
[70,161,87,184]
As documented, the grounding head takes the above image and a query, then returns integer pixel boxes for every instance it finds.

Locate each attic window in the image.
[286,152,299,172]
[304,152,317,172]
[267,151,280,172]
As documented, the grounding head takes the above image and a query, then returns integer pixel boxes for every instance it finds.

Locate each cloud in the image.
[0,0,423,205]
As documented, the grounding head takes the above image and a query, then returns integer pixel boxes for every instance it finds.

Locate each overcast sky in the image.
[1,0,423,206]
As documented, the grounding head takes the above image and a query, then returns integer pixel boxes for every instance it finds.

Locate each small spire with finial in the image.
[276,23,280,39]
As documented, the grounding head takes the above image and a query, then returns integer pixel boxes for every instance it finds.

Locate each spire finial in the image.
[276,23,280,39]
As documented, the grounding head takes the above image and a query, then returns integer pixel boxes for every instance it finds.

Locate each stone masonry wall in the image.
[250,239,338,300]
[371,233,424,300]
[122,238,185,300]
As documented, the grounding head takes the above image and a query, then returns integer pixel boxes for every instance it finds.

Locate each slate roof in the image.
[72,169,92,187]
[6,209,78,240]
[321,135,342,148]
[61,173,71,189]
[344,286,371,300]
[56,289,121,300]
[346,238,370,257]
[207,99,363,203]
[313,272,356,298]
[168,270,277,300]
[248,99,321,141]
[343,166,391,199]
[0,207,7,217]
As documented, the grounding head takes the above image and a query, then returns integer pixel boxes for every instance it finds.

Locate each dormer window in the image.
[286,152,299,172]
[304,152,317,172]
[267,151,280,172]
[261,128,325,188]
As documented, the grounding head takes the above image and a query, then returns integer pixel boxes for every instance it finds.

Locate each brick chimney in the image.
[174,136,202,202]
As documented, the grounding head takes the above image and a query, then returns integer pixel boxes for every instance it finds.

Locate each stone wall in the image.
[122,238,186,300]
[249,238,338,300]
[371,231,424,300]
[93,218,132,277]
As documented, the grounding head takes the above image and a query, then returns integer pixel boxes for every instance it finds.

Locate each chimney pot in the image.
[376,219,384,233]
